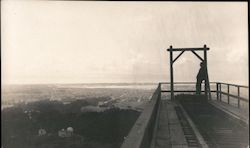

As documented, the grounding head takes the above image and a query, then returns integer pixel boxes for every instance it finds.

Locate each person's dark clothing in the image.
[197,66,206,80]
[196,66,207,94]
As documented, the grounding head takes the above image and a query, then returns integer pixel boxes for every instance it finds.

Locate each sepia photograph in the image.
[1,1,249,148]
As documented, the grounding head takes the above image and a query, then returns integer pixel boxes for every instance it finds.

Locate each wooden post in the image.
[169,46,174,100]
[219,83,221,101]
[227,84,230,104]
[219,83,222,101]
[216,83,219,100]
[204,45,208,99]
[237,86,240,108]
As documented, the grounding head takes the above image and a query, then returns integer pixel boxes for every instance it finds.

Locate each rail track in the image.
[177,95,249,148]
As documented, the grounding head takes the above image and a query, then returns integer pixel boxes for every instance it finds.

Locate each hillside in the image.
[2,99,140,148]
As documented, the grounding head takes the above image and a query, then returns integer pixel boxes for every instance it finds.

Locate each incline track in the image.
[175,106,201,148]
[177,95,249,148]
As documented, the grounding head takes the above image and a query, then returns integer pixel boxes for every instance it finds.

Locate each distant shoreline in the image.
[2,82,158,86]
[2,81,248,86]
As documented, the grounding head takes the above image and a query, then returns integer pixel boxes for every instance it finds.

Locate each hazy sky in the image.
[2,1,248,85]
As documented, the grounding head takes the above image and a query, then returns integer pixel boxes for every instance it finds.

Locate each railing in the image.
[160,82,217,94]
[120,82,249,148]
[160,82,249,108]
[120,84,161,148]
[216,82,249,108]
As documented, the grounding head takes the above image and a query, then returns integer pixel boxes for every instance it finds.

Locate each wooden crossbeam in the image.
[166,45,211,100]
[167,47,209,51]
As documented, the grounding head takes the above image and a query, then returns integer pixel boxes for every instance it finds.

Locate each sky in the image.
[1,1,248,85]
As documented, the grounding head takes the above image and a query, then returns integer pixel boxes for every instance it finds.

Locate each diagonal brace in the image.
[191,50,204,61]
[173,51,185,64]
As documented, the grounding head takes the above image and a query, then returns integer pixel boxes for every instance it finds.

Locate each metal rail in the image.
[175,106,201,147]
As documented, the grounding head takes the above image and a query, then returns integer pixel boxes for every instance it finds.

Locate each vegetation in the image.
[2,99,140,148]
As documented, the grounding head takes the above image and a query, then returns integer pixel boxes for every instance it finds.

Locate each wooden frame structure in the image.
[167,45,211,100]
[120,82,249,148]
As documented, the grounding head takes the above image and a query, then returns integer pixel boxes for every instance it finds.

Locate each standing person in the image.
[196,62,207,94]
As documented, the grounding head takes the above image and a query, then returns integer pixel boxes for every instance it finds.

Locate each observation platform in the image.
[121,82,249,148]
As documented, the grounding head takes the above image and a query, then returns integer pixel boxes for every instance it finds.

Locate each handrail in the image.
[121,82,248,148]
[161,90,217,93]
[120,84,161,148]
[218,82,248,88]
[216,82,249,108]
[160,82,217,84]
[219,91,248,102]
[160,82,249,108]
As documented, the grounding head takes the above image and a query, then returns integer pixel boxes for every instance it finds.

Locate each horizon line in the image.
[2,81,248,87]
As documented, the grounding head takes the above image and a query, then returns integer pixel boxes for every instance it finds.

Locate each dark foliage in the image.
[2,99,140,148]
